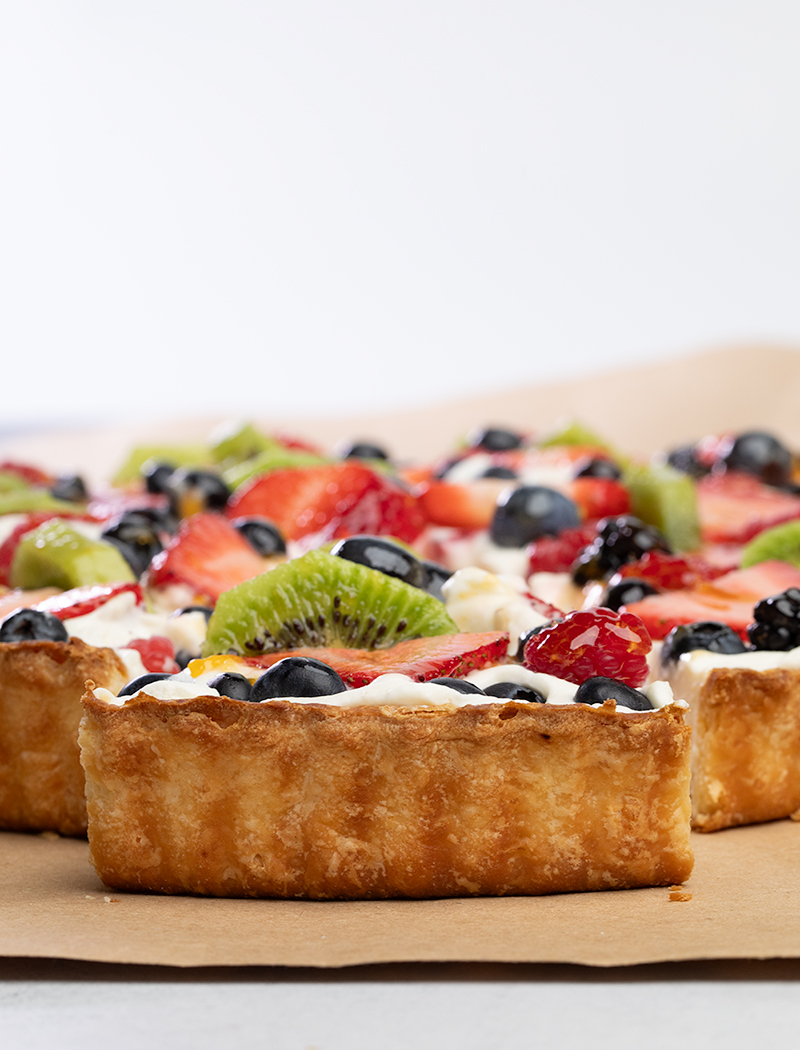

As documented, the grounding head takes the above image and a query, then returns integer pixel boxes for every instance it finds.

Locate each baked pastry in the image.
[79,677,693,899]
[0,638,128,835]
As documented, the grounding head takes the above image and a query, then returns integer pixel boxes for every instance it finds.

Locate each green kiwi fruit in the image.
[209,421,278,470]
[11,520,136,589]
[223,447,329,489]
[0,490,80,516]
[0,471,31,495]
[623,463,700,552]
[741,520,800,569]
[203,549,457,656]
[112,443,210,486]
[538,420,616,454]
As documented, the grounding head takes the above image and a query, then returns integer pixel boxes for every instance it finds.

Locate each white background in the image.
[2,1,800,433]
[4,5,800,1046]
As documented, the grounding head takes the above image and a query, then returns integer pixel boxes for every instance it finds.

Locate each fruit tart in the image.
[79,547,693,899]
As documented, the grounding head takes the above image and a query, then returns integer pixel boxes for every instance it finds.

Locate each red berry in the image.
[522,608,651,687]
[526,524,596,574]
[124,636,179,674]
[616,550,727,591]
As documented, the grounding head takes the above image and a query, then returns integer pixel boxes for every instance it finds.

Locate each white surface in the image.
[2,2,800,430]
[3,959,800,1049]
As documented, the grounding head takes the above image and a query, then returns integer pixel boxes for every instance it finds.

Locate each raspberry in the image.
[527,524,596,574]
[522,608,652,687]
[616,550,725,591]
[124,636,179,674]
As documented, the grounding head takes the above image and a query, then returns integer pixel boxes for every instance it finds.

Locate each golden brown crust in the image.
[0,639,128,835]
[80,692,693,898]
[689,666,800,832]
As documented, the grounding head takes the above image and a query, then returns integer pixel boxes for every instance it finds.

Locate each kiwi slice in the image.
[742,520,800,569]
[203,549,457,656]
[538,420,616,454]
[223,447,329,489]
[10,520,136,589]
[209,421,278,470]
[112,443,210,486]
[0,490,79,516]
[0,471,31,495]
[623,463,700,552]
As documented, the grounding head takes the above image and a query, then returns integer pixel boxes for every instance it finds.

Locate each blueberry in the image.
[143,461,176,495]
[173,605,214,622]
[468,427,524,452]
[572,516,671,586]
[661,622,748,664]
[101,519,163,576]
[231,516,287,556]
[250,657,347,700]
[338,440,390,461]
[515,623,555,661]
[419,559,452,602]
[574,458,622,481]
[50,474,88,503]
[117,672,173,697]
[722,431,792,488]
[481,466,518,480]
[574,676,653,710]
[331,536,425,588]
[490,486,581,548]
[482,681,546,703]
[174,649,193,670]
[118,506,179,536]
[428,677,486,694]
[748,588,800,651]
[666,445,709,479]
[167,469,231,516]
[0,609,69,643]
[208,672,253,701]
[601,578,658,612]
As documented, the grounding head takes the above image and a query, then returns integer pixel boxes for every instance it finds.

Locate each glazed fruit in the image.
[0,608,69,643]
[167,469,231,518]
[482,466,518,480]
[666,444,710,479]
[144,462,177,495]
[208,672,253,701]
[417,478,508,529]
[526,524,596,574]
[429,677,485,694]
[573,676,653,711]
[117,672,174,696]
[696,472,800,544]
[748,588,800,651]
[490,486,581,548]
[623,464,700,552]
[722,431,792,488]
[574,458,622,481]
[338,440,390,461]
[234,631,510,687]
[331,536,425,588]
[419,559,452,601]
[568,477,631,521]
[661,621,748,663]
[231,517,287,557]
[203,549,457,656]
[125,636,179,674]
[101,517,163,577]
[32,581,144,620]
[50,474,88,504]
[467,426,524,452]
[482,681,546,703]
[523,608,651,687]
[572,516,671,586]
[10,521,136,590]
[602,578,658,611]
[250,657,346,700]
[741,519,800,570]
[615,550,723,591]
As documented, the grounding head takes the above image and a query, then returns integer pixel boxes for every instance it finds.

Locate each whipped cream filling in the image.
[64,591,207,653]
[443,566,550,652]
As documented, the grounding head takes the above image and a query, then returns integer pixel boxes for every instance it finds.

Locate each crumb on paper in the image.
[103,895,120,904]
[84,895,96,900]
[39,831,60,841]
[669,891,692,902]
[790,808,800,822]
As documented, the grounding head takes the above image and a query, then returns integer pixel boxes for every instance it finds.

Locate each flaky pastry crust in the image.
[685,666,800,832]
[80,691,693,899]
[0,639,128,835]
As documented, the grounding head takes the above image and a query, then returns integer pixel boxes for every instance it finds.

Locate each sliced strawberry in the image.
[272,431,323,454]
[0,512,90,586]
[146,512,268,603]
[0,460,53,486]
[242,631,510,688]
[227,463,424,543]
[33,581,144,620]
[527,524,596,574]
[697,472,800,544]
[624,560,800,640]
[416,479,509,530]
[568,478,631,521]
[0,588,61,622]
[616,550,726,591]
[123,636,179,674]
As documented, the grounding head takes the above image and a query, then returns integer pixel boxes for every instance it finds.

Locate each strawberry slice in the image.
[33,581,144,620]
[146,512,268,603]
[527,524,596,574]
[226,463,424,543]
[616,550,726,591]
[0,460,53,486]
[697,472,800,544]
[416,478,511,529]
[123,636,179,674]
[241,631,510,688]
[568,478,631,521]
[624,560,800,640]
